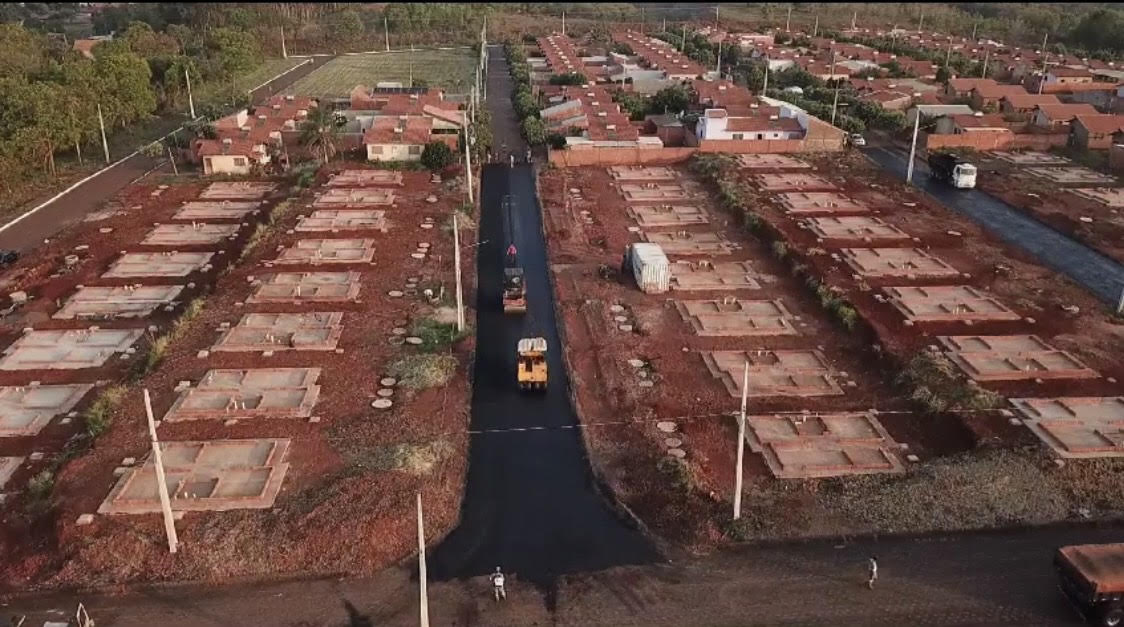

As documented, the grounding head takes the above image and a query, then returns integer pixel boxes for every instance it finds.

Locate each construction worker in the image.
[491,566,507,601]
[526,148,532,163]
[866,556,878,589]
[510,153,515,168]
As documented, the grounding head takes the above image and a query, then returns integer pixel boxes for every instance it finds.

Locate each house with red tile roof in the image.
[969,84,1028,111]
[945,78,997,101]
[934,113,1010,135]
[1032,103,1101,130]
[362,116,456,162]
[1071,114,1124,150]
[1000,93,1060,116]
[859,90,914,111]
[195,138,269,175]
[696,108,804,141]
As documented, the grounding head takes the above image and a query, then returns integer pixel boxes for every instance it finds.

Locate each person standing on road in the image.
[866,556,878,589]
[491,566,507,601]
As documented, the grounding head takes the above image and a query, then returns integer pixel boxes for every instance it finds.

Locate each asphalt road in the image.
[428,47,658,593]
[862,144,1124,306]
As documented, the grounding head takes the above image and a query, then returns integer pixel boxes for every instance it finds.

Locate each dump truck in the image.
[501,194,526,314]
[516,337,548,391]
[928,151,977,189]
[1055,543,1124,626]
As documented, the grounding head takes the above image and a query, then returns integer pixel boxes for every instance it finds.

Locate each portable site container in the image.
[629,243,670,293]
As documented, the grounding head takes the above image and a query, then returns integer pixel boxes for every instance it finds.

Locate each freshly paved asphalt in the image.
[428,47,659,592]
[862,144,1124,306]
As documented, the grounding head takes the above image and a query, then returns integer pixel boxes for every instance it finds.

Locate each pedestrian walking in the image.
[491,566,507,602]
[866,556,878,589]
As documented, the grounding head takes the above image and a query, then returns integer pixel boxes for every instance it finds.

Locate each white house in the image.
[696,108,804,141]
[196,138,269,175]
[363,116,456,162]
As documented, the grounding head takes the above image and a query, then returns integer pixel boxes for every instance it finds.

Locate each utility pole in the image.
[762,62,769,95]
[144,389,178,554]
[831,86,840,125]
[813,14,818,38]
[662,17,666,33]
[715,4,720,27]
[733,361,748,520]
[981,47,990,79]
[97,103,110,164]
[464,127,474,205]
[786,4,792,32]
[906,109,921,184]
[716,39,722,77]
[184,67,196,119]
[1038,33,1049,95]
[280,26,287,59]
[945,41,953,70]
[918,12,924,33]
[417,493,430,627]
[384,17,390,51]
[167,145,178,175]
[681,23,687,52]
[971,21,978,41]
[851,10,857,32]
[1117,286,1124,316]
[562,11,565,36]
[453,213,465,332]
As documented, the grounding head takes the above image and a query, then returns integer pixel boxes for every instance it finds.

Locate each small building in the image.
[363,116,455,162]
[72,35,112,59]
[1032,103,1101,131]
[969,84,1028,111]
[644,114,685,147]
[196,138,269,175]
[906,104,975,125]
[934,113,1009,135]
[1071,114,1124,150]
[1061,83,1121,112]
[1109,139,1124,173]
[696,108,804,141]
[859,90,913,112]
[1026,66,1096,93]
[1000,93,1060,117]
[945,78,997,101]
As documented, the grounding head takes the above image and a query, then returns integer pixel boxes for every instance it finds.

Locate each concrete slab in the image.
[804,216,911,243]
[737,154,811,169]
[54,285,185,320]
[641,231,736,255]
[676,298,798,336]
[619,183,698,203]
[1012,397,1124,458]
[141,224,239,246]
[607,165,678,181]
[163,368,321,422]
[778,192,870,215]
[1071,187,1124,208]
[98,438,290,514]
[701,350,843,398]
[841,248,960,279]
[0,384,93,437]
[992,151,1071,166]
[0,457,22,490]
[939,335,1100,382]
[0,328,144,370]
[199,182,275,200]
[626,205,709,228]
[213,312,344,352]
[295,210,387,232]
[274,239,376,265]
[102,252,214,279]
[884,285,1021,323]
[1023,167,1118,187]
[313,188,396,208]
[247,272,362,304]
[327,170,404,187]
[173,201,261,221]
[755,173,837,192]
[743,412,905,478]
[669,260,761,290]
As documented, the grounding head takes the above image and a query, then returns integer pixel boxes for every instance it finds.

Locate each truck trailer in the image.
[1056,543,1124,626]
[927,151,977,189]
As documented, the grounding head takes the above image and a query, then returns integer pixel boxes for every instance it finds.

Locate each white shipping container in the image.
[629,243,670,293]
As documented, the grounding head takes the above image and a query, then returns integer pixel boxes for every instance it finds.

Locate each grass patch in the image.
[284,49,477,100]
[351,439,455,475]
[389,354,458,389]
[83,385,126,439]
[896,351,1004,413]
[657,456,694,494]
[409,317,469,352]
[26,470,55,512]
[239,199,297,263]
[133,297,206,378]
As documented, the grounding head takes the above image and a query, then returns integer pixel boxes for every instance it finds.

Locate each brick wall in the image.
[922,131,1067,151]
[547,147,697,167]
[1110,144,1124,173]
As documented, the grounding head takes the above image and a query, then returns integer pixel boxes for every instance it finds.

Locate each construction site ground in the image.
[538,156,1124,548]
[975,153,1124,266]
[0,164,476,591]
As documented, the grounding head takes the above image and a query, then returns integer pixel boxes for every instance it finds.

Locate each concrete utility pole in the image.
[762,62,769,95]
[945,41,953,69]
[453,213,465,332]
[1117,285,1124,315]
[906,109,921,184]
[851,11,857,31]
[971,21,978,41]
[733,361,748,520]
[96,103,110,164]
[831,87,840,125]
[384,18,390,51]
[562,11,565,36]
[981,47,990,79]
[716,39,722,76]
[918,12,924,33]
[786,5,792,32]
[167,145,178,175]
[144,388,178,554]
[681,23,687,52]
[715,5,720,27]
[464,128,474,205]
[417,493,430,627]
[813,14,818,38]
[184,67,196,119]
[1038,34,1050,95]
[662,17,666,33]
[280,26,287,59]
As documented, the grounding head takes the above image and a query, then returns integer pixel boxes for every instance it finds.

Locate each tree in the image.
[650,85,690,115]
[420,141,454,171]
[299,106,345,164]
[521,116,547,146]
[208,26,261,98]
[935,66,951,84]
[94,48,158,128]
[548,72,586,86]
[547,133,567,149]
[0,24,47,79]
[334,10,364,43]
[613,90,649,121]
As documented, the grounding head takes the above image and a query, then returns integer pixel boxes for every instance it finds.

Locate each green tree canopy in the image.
[420,141,454,171]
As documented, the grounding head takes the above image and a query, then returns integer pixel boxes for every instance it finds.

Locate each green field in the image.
[195,58,309,107]
[283,49,477,100]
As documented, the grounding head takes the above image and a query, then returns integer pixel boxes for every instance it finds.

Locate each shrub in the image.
[547,133,567,150]
[420,141,455,172]
[389,354,458,389]
[409,317,468,352]
[771,241,788,260]
[27,470,54,504]
[548,72,586,85]
[84,385,125,438]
